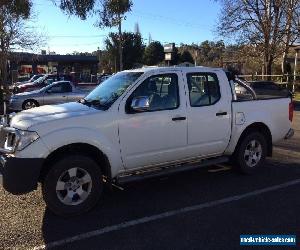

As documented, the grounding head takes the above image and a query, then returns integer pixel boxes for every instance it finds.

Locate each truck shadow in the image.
[41,160,300,247]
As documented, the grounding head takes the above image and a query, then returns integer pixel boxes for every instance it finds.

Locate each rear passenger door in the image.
[185,72,231,158]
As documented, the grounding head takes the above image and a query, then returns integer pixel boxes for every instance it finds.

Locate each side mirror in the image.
[46,89,52,94]
[131,96,150,112]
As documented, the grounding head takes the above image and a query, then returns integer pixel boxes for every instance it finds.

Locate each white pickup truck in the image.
[0,67,294,216]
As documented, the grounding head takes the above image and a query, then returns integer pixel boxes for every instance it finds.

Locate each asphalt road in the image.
[0,108,300,250]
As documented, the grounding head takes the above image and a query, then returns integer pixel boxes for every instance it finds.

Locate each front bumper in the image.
[0,155,44,194]
[284,128,294,140]
[8,99,23,111]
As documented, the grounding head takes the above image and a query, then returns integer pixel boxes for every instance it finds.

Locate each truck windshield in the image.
[83,71,143,109]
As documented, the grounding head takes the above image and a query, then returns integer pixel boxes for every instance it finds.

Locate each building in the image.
[8,52,99,81]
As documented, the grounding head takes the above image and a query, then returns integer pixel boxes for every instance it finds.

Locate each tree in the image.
[57,0,133,71]
[216,0,300,76]
[191,40,224,67]
[105,32,144,71]
[143,41,164,66]
[0,0,40,86]
[179,50,194,64]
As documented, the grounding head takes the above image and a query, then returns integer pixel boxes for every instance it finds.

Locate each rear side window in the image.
[62,83,72,92]
[187,73,220,107]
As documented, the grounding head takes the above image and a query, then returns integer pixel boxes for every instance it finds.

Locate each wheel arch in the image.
[234,122,273,157]
[39,143,112,183]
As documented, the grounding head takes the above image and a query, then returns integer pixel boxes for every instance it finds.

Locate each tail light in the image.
[289,102,294,122]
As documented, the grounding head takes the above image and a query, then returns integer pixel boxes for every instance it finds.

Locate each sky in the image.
[32,0,221,55]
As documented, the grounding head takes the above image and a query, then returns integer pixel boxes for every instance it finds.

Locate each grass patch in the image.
[294,92,300,101]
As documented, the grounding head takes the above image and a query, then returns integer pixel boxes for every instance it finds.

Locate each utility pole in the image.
[293,47,299,93]
[118,14,123,72]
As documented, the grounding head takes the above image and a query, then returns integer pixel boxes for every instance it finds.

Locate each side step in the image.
[116,156,229,185]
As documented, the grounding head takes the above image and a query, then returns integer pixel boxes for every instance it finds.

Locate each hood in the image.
[18,82,37,88]
[14,89,42,96]
[14,80,31,86]
[10,102,95,130]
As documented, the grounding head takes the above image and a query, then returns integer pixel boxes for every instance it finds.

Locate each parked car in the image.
[14,74,72,93]
[235,80,291,97]
[12,74,45,87]
[9,81,92,111]
[0,67,294,216]
[97,74,112,84]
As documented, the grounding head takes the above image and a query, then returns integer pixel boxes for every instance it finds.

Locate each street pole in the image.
[293,49,298,93]
[118,15,123,72]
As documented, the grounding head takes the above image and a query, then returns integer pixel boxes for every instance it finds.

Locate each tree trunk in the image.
[266,57,273,80]
[263,46,273,80]
[0,51,8,87]
[118,14,123,71]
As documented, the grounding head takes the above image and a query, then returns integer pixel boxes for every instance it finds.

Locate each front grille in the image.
[6,133,16,148]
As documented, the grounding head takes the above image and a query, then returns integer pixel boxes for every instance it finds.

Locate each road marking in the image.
[33,178,300,250]
[274,147,300,158]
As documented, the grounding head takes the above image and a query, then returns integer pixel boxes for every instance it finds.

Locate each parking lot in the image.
[0,106,299,250]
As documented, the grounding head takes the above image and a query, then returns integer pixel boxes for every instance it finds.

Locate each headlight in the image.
[17,130,39,151]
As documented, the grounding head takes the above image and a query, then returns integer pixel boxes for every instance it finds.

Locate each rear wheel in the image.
[234,132,267,174]
[22,100,39,110]
[42,155,103,217]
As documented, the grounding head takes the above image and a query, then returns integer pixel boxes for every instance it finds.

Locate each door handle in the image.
[216,112,227,116]
[172,116,186,121]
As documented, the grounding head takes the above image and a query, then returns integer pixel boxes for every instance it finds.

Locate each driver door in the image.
[118,71,188,170]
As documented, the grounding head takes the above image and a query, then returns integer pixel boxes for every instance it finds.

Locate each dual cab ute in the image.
[0,67,294,216]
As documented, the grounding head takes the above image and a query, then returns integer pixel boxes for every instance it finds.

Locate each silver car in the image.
[9,81,92,111]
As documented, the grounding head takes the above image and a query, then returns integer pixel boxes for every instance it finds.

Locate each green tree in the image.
[105,32,144,71]
[57,0,133,71]
[179,50,194,64]
[195,40,224,67]
[143,41,164,66]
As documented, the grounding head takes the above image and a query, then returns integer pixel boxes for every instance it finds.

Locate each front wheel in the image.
[42,155,103,217]
[234,132,267,174]
[22,100,39,110]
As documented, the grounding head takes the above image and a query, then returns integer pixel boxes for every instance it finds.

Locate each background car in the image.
[15,74,45,85]
[13,74,72,93]
[9,80,93,111]
[97,74,112,84]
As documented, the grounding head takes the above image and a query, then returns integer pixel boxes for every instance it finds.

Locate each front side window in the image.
[187,73,220,107]
[127,73,179,112]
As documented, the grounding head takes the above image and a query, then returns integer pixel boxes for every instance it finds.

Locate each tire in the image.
[22,100,39,110]
[42,155,103,217]
[233,132,267,174]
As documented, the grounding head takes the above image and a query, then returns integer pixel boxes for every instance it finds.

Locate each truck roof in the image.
[125,66,224,74]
